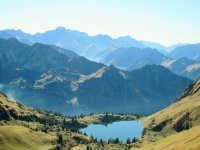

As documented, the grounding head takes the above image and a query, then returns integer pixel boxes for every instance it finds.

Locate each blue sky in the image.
[0,0,200,46]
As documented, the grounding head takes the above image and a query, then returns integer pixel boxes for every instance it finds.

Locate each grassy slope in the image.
[72,144,126,150]
[138,125,200,150]
[0,126,56,150]
[135,78,200,149]
[0,92,137,150]
[0,92,89,150]
[0,93,58,150]
[141,92,200,142]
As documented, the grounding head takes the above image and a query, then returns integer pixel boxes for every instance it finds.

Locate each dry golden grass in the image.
[72,143,128,150]
[140,88,200,143]
[135,78,200,149]
[142,93,200,129]
[0,125,56,150]
[136,124,200,150]
[0,94,42,118]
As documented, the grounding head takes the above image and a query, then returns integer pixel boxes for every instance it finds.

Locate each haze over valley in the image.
[1,0,200,149]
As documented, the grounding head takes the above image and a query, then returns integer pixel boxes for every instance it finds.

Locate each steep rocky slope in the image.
[137,77,200,149]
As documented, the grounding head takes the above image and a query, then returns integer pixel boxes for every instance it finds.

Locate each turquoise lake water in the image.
[79,120,143,143]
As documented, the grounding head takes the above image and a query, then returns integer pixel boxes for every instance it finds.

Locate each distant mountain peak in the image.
[94,34,111,38]
[121,35,132,39]
[55,26,66,31]
[117,35,135,41]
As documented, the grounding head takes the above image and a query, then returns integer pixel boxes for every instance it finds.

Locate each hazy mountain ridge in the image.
[0,27,146,61]
[0,38,192,115]
[101,47,168,70]
[162,57,200,80]
[101,45,200,80]
[2,27,200,80]
[140,40,167,54]
[169,43,200,61]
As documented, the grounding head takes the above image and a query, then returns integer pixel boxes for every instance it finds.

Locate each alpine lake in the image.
[80,120,143,143]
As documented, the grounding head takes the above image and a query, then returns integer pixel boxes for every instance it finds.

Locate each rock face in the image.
[0,38,192,115]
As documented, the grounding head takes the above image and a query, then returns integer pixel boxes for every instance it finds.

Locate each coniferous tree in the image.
[114,137,120,144]
[86,145,90,150]
[99,139,104,146]
[126,138,131,144]
[132,137,136,143]
[57,134,63,146]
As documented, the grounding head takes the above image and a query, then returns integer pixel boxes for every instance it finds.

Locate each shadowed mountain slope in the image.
[0,38,192,115]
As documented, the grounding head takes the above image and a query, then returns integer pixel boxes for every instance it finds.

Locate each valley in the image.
[1,0,200,149]
[0,28,200,150]
[1,76,200,149]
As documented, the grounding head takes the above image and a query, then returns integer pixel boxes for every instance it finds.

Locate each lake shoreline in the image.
[77,113,140,127]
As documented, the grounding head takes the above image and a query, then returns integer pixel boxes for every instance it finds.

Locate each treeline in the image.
[82,133,138,145]
[42,109,142,119]
[84,135,138,150]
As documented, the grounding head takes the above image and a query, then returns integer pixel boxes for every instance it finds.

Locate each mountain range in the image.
[0,27,146,60]
[0,38,192,115]
[101,45,200,80]
[0,27,183,59]
[1,27,200,81]
[161,57,200,80]
[0,26,200,149]
[169,43,200,61]
[101,47,168,70]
